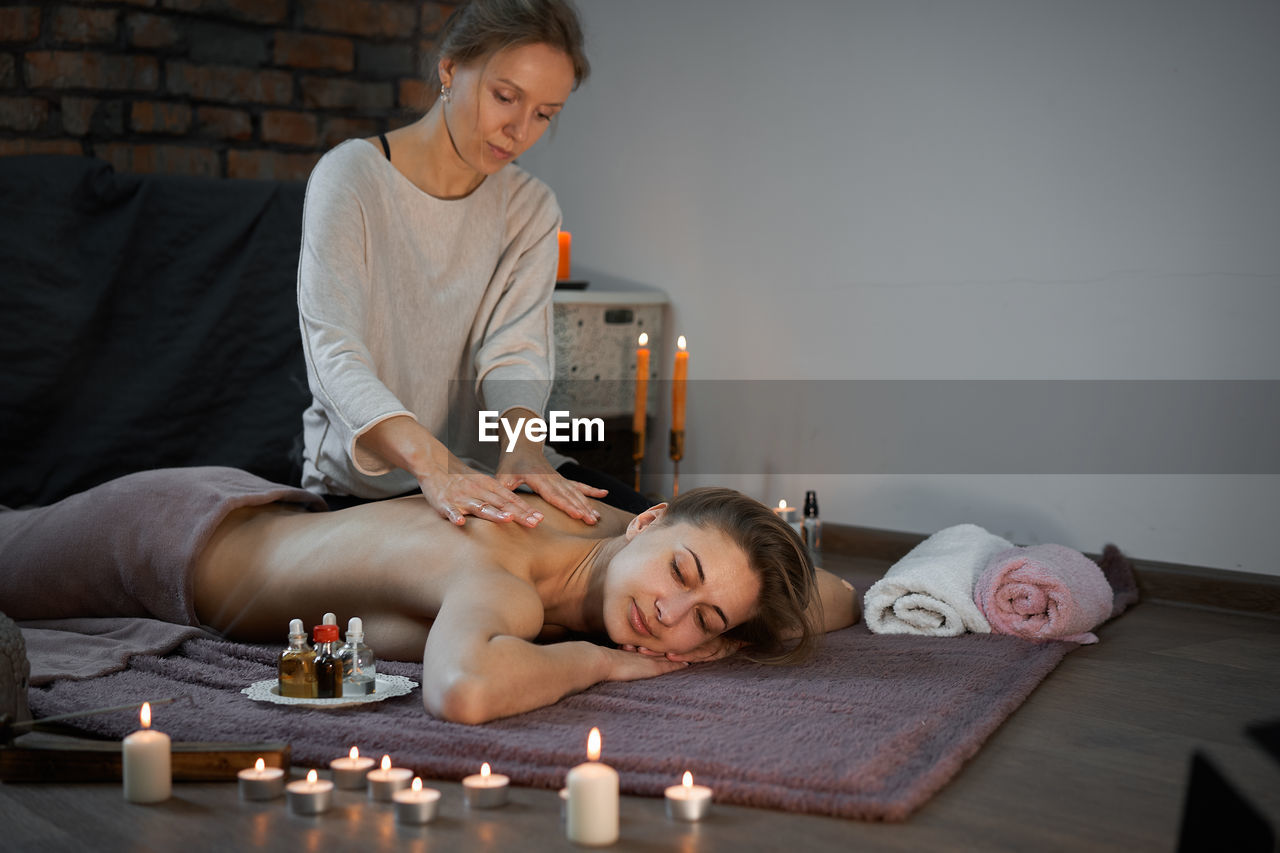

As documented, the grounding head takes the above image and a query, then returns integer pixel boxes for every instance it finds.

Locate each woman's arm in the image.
[810,567,862,632]
[421,567,683,724]
[297,148,413,476]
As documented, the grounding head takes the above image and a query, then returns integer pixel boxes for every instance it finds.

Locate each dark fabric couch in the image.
[0,156,309,508]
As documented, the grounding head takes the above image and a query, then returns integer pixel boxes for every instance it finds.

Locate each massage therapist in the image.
[298,0,637,525]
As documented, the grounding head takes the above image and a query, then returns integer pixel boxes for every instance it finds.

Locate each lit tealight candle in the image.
[366,754,414,801]
[287,769,334,816]
[557,230,572,280]
[122,701,171,804]
[393,776,442,825]
[463,762,510,808]
[671,336,689,433]
[566,727,619,847]
[773,499,802,538]
[330,746,376,790]
[664,771,712,821]
[237,757,285,801]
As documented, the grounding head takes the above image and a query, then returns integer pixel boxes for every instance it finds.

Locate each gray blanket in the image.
[1,466,324,681]
[27,626,1077,821]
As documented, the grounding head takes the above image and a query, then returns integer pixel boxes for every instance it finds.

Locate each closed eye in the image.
[671,558,685,587]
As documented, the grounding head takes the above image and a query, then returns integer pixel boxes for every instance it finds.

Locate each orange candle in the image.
[632,333,650,435]
[557,231,572,280]
[671,336,688,432]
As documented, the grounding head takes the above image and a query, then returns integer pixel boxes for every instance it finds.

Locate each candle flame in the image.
[683,771,693,789]
[778,499,787,510]
[381,755,392,771]
[587,727,601,761]
[349,746,359,760]
[481,762,491,778]
[677,335,687,351]
[140,702,151,729]
[255,758,265,772]
[638,332,649,347]
[413,777,423,793]
[307,769,318,784]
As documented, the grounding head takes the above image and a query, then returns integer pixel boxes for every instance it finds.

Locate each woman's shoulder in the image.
[308,138,386,188]
[496,163,560,224]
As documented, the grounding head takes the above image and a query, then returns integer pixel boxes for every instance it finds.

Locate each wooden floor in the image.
[3,552,1278,852]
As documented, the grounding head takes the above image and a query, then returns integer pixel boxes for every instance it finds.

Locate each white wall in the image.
[521,0,1280,575]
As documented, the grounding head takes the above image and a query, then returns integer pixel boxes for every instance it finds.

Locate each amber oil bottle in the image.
[277,618,317,698]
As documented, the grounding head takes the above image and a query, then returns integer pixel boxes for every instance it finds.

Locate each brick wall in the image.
[0,0,457,179]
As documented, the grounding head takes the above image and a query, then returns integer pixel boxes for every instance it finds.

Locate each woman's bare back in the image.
[192,493,632,659]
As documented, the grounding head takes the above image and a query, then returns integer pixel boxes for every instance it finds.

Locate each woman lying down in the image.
[0,468,860,724]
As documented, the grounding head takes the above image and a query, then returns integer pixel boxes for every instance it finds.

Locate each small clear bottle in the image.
[313,623,344,699]
[337,616,377,696]
[277,618,317,699]
[802,490,822,570]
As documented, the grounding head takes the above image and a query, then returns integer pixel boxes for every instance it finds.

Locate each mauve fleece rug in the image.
[27,625,1076,821]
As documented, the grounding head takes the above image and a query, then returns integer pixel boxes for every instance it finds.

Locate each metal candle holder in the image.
[632,429,645,492]
[669,429,685,497]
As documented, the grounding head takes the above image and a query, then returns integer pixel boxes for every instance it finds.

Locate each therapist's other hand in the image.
[357,415,544,527]
[418,463,544,528]
[495,448,607,526]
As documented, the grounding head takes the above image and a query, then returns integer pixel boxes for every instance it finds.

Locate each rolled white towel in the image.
[863,524,1013,636]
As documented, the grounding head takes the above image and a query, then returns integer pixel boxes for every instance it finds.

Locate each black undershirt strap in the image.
[378,132,390,162]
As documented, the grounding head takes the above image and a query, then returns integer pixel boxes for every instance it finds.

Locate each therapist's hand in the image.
[417,462,545,528]
[495,446,608,526]
[359,415,544,527]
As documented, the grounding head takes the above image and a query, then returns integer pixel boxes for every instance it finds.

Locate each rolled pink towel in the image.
[974,544,1114,644]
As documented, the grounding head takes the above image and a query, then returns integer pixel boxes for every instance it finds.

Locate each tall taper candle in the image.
[632,332,650,436]
[671,336,688,432]
[633,332,650,490]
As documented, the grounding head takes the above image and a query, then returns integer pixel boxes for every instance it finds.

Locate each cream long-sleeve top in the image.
[298,139,561,498]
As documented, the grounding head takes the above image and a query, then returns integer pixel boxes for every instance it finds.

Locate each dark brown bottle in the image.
[313,623,344,698]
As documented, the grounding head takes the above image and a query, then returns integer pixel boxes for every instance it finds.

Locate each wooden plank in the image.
[0,732,289,783]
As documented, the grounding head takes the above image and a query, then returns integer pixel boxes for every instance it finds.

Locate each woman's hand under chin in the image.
[618,636,744,664]
[601,646,689,682]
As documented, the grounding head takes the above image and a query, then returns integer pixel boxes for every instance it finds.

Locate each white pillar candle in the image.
[664,771,712,821]
[122,702,171,804]
[237,757,285,801]
[329,746,376,790]
[366,754,414,801]
[462,762,510,808]
[393,777,441,824]
[286,769,334,815]
[566,727,619,847]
